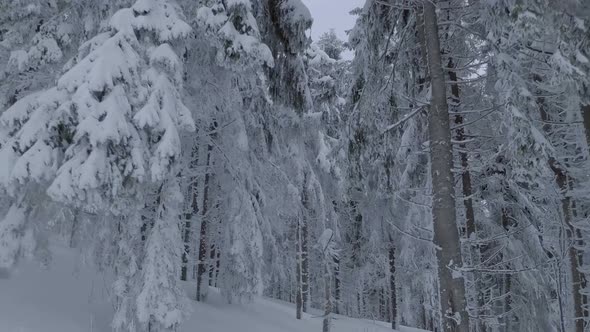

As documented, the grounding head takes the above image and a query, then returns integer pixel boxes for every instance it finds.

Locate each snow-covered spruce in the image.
[0,0,194,330]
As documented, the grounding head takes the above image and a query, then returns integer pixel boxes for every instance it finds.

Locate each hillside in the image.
[0,244,426,332]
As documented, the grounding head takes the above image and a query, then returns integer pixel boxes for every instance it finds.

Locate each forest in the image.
[0,0,589,331]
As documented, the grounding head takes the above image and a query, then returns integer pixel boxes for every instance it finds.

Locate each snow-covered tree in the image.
[136,179,186,331]
[316,29,344,61]
[196,0,273,69]
[0,0,195,329]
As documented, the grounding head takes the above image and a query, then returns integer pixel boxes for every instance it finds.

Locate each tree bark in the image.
[208,244,216,286]
[301,178,310,313]
[500,208,512,332]
[389,245,398,329]
[180,214,191,281]
[296,217,303,320]
[448,57,486,332]
[196,143,213,302]
[551,163,584,332]
[583,105,590,148]
[334,256,341,315]
[379,287,389,321]
[302,219,309,312]
[181,145,198,282]
[322,240,334,332]
[422,1,469,331]
[322,270,332,332]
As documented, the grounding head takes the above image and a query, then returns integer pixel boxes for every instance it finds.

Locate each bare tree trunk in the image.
[214,249,220,287]
[379,287,389,321]
[180,209,191,281]
[302,219,309,312]
[180,214,191,281]
[583,105,590,148]
[212,200,222,287]
[181,145,199,281]
[552,164,584,332]
[500,208,513,332]
[334,256,341,315]
[196,143,213,302]
[322,285,332,332]
[448,57,486,332]
[301,178,310,313]
[422,1,469,330]
[208,244,216,286]
[389,245,398,329]
[296,218,303,320]
[323,263,332,332]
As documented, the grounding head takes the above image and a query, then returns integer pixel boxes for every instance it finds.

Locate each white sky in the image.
[301,0,365,44]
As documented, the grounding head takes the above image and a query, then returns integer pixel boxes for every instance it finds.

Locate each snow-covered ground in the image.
[0,244,427,332]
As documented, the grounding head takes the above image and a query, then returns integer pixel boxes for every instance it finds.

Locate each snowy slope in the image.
[0,244,427,332]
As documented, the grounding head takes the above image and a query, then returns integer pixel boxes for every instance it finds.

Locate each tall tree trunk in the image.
[380,288,386,321]
[539,84,585,332]
[181,145,198,282]
[334,256,341,315]
[551,163,584,332]
[212,200,222,287]
[301,177,310,313]
[323,257,333,332]
[302,219,309,312]
[582,104,590,148]
[500,208,513,332]
[322,277,332,332]
[208,244,216,286]
[180,214,191,281]
[422,1,469,330]
[448,57,486,332]
[389,245,398,329]
[569,176,588,324]
[196,143,213,302]
[214,249,221,287]
[576,103,589,325]
[296,217,304,320]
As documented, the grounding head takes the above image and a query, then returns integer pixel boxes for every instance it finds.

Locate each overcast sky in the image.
[301,0,364,43]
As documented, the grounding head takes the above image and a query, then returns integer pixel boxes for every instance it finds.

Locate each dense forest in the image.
[0,0,589,331]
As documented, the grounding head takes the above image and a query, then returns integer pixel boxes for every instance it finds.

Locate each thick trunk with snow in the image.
[422,1,469,330]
